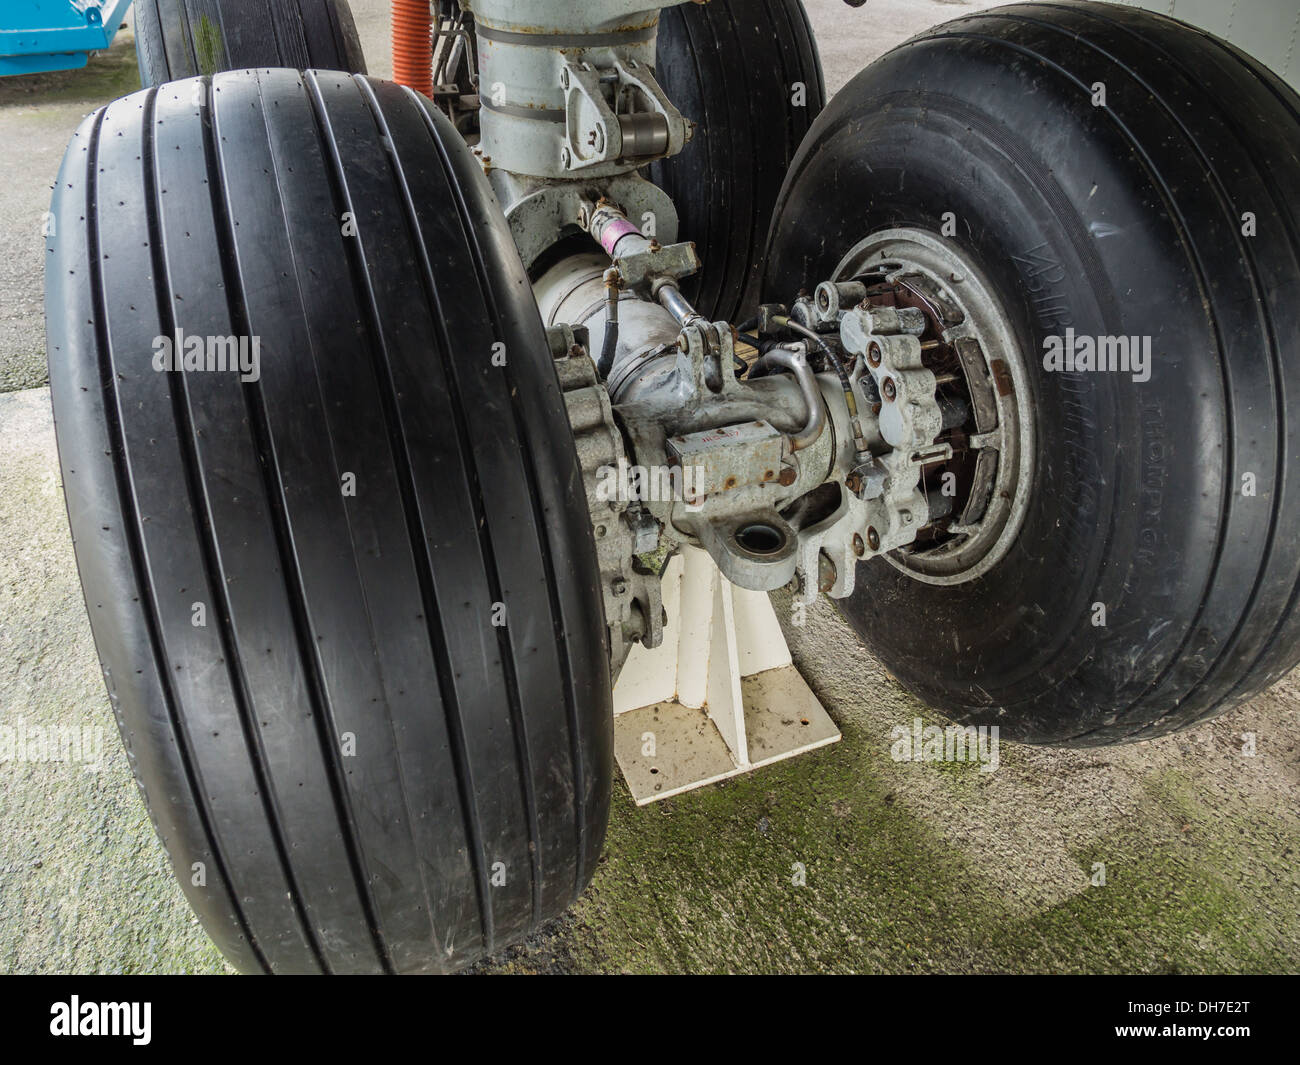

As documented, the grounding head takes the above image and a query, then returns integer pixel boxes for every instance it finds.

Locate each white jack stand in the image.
[612,545,841,804]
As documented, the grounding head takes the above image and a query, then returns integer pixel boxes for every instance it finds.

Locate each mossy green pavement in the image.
[488,670,1300,974]
[555,744,1298,974]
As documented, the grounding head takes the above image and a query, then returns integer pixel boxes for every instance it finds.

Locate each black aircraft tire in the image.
[45,68,612,971]
[649,0,825,323]
[133,0,367,84]
[764,2,1300,746]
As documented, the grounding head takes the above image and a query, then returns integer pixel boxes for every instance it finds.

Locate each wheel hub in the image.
[832,228,1034,585]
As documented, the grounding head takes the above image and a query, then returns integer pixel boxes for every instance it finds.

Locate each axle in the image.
[457,2,989,674]
[536,202,960,677]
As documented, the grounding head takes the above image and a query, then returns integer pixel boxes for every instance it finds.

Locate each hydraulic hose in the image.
[393,0,433,98]
[596,268,621,380]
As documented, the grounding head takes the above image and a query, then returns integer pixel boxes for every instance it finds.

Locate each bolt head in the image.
[817,553,836,593]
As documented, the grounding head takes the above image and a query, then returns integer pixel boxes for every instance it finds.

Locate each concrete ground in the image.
[2,1,1298,975]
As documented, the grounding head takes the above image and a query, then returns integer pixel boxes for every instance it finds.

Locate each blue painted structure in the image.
[0,0,134,76]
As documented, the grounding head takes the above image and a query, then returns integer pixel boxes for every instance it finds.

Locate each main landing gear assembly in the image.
[44,0,1300,971]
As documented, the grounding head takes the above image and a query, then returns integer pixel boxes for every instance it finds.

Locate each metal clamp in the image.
[560,57,688,170]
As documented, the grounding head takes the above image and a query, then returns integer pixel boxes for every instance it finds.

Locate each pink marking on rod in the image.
[599,217,641,256]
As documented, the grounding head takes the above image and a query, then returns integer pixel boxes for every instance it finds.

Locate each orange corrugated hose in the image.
[392,0,433,98]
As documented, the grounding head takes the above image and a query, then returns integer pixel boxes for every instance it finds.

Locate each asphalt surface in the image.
[1,1,1297,974]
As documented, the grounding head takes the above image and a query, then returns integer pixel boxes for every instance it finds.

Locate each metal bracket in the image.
[611,546,840,804]
[560,56,688,171]
[549,325,665,673]
[491,170,678,272]
[612,239,701,292]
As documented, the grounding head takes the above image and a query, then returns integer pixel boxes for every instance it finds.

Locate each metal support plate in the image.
[612,545,840,804]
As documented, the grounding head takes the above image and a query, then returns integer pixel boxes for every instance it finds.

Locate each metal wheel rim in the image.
[833,227,1035,585]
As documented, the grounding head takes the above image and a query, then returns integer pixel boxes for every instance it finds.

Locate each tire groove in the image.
[924,28,1234,742]
[1021,4,1291,730]
[360,77,543,927]
[663,8,721,315]
[726,0,759,317]
[302,69,497,952]
[206,71,394,973]
[144,81,328,973]
[681,6,719,316]
[1196,36,1300,703]
[755,0,799,317]
[707,5,740,316]
[178,0,201,75]
[405,86,593,901]
[255,68,442,968]
[1091,6,1300,712]
[979,7,1290,735]
[85,97,270,973]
